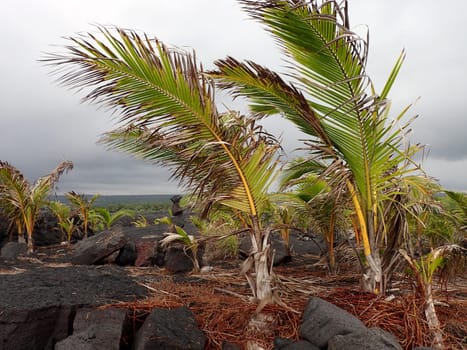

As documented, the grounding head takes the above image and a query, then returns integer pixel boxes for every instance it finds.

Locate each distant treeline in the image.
[49,194,174,208]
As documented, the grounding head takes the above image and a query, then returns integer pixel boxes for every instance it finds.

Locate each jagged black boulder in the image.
[0,241,27,259]
[133,306,206,350]
[70,228,127,265]
[299,297,366,348]
[55,308,129,350]
[327,327,402,350]
[0,265,147,350]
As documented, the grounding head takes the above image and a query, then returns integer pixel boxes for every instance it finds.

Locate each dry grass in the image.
[105,263,466,350]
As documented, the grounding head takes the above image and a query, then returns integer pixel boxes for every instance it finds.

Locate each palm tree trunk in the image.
[246,220,274,350]
[348,181,383,293]
[361,253,382,293]
[83,215,88,239]
[365,210,383,293]
[251,216,273,301]
[26,231,34,254]
[254,244,272,301]
[281,228,291,258]
[24,212,35,254]
[16,220,26,244]
[424,283,444,349]
[327,210,336,274]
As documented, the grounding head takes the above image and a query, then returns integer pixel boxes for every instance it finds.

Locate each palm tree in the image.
[0,161,73,252]
[0,181,25,243]
[48,200,74,241]
[396,182,466,349]
[274,158,351,273]
[211,0,426,293]
[65,192,100,239]
[400,244,466,350]
[48,200,82,242]
[46,28,281,301]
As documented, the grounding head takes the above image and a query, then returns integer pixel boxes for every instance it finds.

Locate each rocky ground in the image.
[0,237,465,349]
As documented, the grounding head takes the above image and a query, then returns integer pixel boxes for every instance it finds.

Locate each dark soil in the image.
[0,262,148,309]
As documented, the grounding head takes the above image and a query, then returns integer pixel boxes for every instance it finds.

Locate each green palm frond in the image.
[215,1,417,205]
[65,191,99,237]
[0,161,73,220]
[0,161,30,212]
[444,190,467,226]
[65,192,100,209]
[278,157,327,191]
[48,200,72,221]
[93,207,134,229]
[213,3,423,215]
[211,56,328,141]
[46,26,281,221]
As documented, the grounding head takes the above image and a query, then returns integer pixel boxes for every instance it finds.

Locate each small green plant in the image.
[91,207,134,231]
[154,209,176,231]
[219,235,239,258]
[157,211,200,271]
[132,215,149,227]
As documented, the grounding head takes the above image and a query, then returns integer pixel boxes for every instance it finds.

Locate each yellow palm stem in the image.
[347,180,371,257]
[351,215,360,247]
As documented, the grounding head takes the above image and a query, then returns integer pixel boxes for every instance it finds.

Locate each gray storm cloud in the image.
[1,0,466,194]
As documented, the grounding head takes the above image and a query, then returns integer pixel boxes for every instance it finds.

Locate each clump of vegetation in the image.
[65,192,100,239]
[91,207,134,231]
[50,193,139,239]
[132,214,150,228]
[0,160,73,252]
[48,200,78,242]
[157,210,201,272]
[199,214,242,260]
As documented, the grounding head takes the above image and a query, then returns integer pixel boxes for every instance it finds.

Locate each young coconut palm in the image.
[274,158,351,273]
[46,28,281,302]
[0,181,26,243]
[91,207,134,231]
[65,192,100,239]
[212,0,425,293]
[0,161,73,253]
[48,200,77,242]
[157,212,201,272]
[397,180,467,349]
[400,245,466,350]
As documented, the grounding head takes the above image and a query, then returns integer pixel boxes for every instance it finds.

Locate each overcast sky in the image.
[1,0,466,195]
